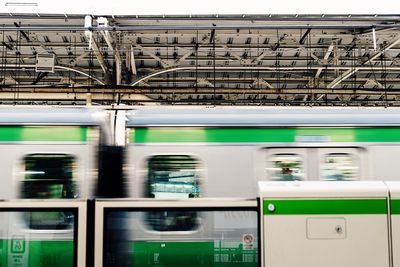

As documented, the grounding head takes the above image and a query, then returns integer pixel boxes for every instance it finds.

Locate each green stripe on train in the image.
[391,199,400,214]
[263,198,387,215]
[0,126,88,142]
[132,127,400,143]
[0,240,73,267]
[131,241,257,267]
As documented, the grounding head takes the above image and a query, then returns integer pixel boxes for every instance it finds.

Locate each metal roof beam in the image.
[127,45,137,75]
[31,71,48,85]
[299,46,321,62]
[328,34,400,88]
[89,37,108,74]
[97,17,123,85]
[134,44,176,68]
[220,45,253,64]
[3,86,400,95]
[315,42,335,78]
[2,23,400,32]
[299,28,311,45]
[67,51,90,67]
[252,49,274,64]
[252,78,275,89]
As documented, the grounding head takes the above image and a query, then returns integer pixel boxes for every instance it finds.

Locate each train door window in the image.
[147,155,200,199]
[146,155,201,231]
[21,154,77,229]
[266,153,305,181]
[321,153,360,181]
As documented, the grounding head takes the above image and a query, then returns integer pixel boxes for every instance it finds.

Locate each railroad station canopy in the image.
[1,1,400,105]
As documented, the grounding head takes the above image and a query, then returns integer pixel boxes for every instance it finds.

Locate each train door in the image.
[265,147,366,181]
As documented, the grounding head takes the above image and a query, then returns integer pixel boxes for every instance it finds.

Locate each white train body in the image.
[2,106,400,267]
[124,107,400,199]
[0,107,109,267]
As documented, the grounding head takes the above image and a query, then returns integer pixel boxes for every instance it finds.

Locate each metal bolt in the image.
[335,225,343,234]
[268,203,275,212]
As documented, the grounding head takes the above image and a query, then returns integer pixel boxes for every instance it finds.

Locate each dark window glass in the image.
[0,210,76,266]
[21,154,76,229]
[104,209,258,267]
[147,155,200,231]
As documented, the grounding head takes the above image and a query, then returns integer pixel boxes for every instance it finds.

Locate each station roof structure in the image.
[0,13,400,105]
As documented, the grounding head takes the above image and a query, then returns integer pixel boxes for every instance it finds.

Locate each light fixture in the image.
[372,27,377,51]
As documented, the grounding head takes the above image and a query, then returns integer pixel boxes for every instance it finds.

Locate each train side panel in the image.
[126,145,259,198]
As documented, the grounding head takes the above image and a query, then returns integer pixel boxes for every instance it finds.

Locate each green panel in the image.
[263,198,387,215]
[0,240,73,267]
[132,127,400,143]
[131,241,257,267]
[391,199,400,215]
[27,240,74,267]
[0,126,88,142]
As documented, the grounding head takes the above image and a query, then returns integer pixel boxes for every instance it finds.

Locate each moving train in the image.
[4,106,400,199]
[123,106,400,198]
[113,106,400,267]
[0,108,110,267]
[2,106,400,267]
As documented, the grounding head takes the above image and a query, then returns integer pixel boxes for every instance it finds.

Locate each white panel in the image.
[35,54,55,73]
[370,147,400,180]
[127,145,259,198]
[264,215,389,267]
[306,217,346,239]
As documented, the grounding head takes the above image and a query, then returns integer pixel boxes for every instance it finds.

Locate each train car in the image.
[123,106,400,199]
[110,106,400,267]
[0,107,111,267]
[0,107,112,199]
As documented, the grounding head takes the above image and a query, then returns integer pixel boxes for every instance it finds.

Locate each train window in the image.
[321,153,359,181]
[21,154,77,229]
[146,155,201,231]
[267,154,304,181]
[103,207,258,267]
[147,155,200,199]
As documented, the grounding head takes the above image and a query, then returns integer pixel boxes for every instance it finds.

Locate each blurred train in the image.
[123,106,400,197]
[2,106,400,267]
[0,108,111,267]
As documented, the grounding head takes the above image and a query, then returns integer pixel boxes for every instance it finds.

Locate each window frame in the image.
[94,199,259,267]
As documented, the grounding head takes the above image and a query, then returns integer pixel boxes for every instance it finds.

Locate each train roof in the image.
[0,107,106,125]
[126,107,400,127]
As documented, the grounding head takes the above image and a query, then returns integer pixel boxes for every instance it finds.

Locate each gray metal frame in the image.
[94,198,258,267]
[0,200,87,267]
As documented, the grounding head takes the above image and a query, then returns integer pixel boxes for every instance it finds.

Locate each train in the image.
[2,105,400,267]
[123,106,400,197]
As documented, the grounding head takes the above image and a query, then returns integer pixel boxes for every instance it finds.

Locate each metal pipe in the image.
[0,23,399,32]
[0,64,104,84]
